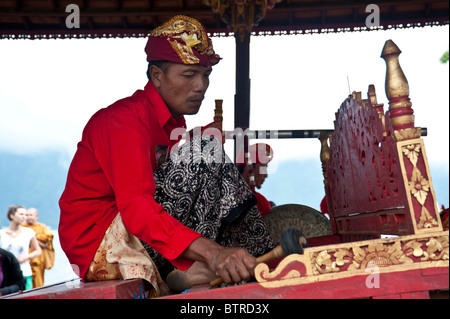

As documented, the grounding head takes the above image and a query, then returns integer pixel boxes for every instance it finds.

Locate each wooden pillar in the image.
[234,29,251,161]
[234,30,251,131]
[202,0,282,161]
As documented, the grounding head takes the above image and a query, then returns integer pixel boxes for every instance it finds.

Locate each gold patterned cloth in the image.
[85,213,170,297]
[145,15,221,68]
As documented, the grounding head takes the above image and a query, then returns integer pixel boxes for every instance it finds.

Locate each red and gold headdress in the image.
[145,15,221,68]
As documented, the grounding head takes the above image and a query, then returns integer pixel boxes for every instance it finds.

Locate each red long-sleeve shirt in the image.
[255,192,272,217]
[59,81,202,280]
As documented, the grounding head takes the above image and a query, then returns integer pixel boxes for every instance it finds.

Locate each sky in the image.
[0,24,448,186]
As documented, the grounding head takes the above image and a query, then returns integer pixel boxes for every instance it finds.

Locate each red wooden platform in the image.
[162,267,448,299]
[3,265,447,299]
[2,278,150,299]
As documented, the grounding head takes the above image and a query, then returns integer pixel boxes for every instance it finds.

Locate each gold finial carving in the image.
[368,84,378,105]
[381,40,410,101]
[203,0,281,42]
[381,39,415,132]
[214,99,223,122]
[368,84,386,136]
[214,99,225,143]
[352,91,362,106]
[319,131,330,185]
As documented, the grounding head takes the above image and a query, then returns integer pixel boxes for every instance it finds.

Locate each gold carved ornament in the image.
[312,235,449,275]
[254,234,448,288]
[401,142,439,229]
[203,0,282,40]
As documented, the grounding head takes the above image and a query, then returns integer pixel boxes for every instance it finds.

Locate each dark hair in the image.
[6,205,25,221]
[146,60,170,81]
[236,163,256,175]
[236,164,246,174]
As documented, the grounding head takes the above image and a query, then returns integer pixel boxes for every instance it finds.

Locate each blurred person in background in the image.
[0,205,41,290]
[0,247,26,296]
[23,207,54,288]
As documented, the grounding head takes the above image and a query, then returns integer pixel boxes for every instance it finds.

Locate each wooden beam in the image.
[48,0,57,11]
[121,16,128,29]
[115,0,122,11]
[11,0,21,11]
[2,0,443,18]
[21,16,29,30]
[0,8,213,18]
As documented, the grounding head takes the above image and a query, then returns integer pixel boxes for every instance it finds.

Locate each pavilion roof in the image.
[1,0,448,40]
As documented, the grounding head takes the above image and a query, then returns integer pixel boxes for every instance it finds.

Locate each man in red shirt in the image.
[59,15,274,295]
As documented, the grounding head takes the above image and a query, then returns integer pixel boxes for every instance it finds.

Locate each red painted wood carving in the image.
[326,94,405,219]
[322,40,443,236]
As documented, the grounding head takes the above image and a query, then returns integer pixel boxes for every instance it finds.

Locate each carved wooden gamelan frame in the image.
[253,39,448,294]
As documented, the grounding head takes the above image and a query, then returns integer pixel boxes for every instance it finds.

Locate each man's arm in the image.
[36,224,53,248]
[93,107,201,271]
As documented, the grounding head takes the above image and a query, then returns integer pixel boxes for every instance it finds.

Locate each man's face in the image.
[151,63,212,118]
[26,209,38,224]
[254,163,268,189]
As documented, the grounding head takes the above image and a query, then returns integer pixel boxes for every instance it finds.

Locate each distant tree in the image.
[440,50,449,64]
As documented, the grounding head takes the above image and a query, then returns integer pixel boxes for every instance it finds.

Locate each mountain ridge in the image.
[1,150,448,230]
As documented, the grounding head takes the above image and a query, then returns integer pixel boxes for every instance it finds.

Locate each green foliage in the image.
[440,50,449,64]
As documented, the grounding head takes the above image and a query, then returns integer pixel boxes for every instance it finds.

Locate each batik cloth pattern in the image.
[85,213,170,297]
[141,135,275,279]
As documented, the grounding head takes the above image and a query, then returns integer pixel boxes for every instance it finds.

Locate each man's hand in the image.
[209,246,257,284]
[181,237,257,284]
[38,240,48,248]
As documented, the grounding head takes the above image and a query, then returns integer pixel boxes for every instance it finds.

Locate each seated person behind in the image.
[236,143,274,217]
[0,248,26,296]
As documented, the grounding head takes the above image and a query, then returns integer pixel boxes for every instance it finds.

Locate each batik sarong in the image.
[141,135,275,279]
[85,213,170,297]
